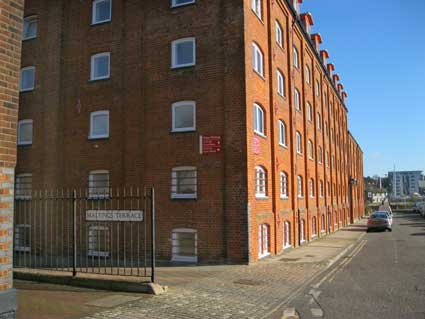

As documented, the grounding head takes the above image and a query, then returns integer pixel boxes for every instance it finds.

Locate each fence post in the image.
[150,187,155,283]
[72,190,77,277]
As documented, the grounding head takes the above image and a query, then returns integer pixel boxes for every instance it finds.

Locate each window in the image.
[280,172,288,199]
[321,214,326,232]
[171,0,195,7]
[17,120,33,146]
[296,131,302,154]
[88,170,110,199]
[254,103,265,136]
[88,225,110,257]
[172,38,196,68]
[171,167,197,199]
[315,80,320,96]
[172,229,198,263]
[309,178,315,198]
[320,180,324,198]
[276,21,283,47]
[317,113,322,130]
[307,103,312,122]
[293,46,299,68]
[172,101,196,132]
[323,92,327,106]
[308,140,314,160]
[297,175,303,198]
[300,219,306,242]
[258,224,270,258]
[283,221,291,248]
[325,121,328,136]
[305,65,311,84]
[89,111,109,139]
[92,0,112,25]
[326,151,329,167]
[318,146,323,164]
[252,0,262,20]
[15,174,32,200]
[312,217,317,237]
[255,166,267,198]
[252,43,264,76]
[294,88,301,111]
[278,120,286,147]
[277,70,285,97]
[23,16,37,40]
[14,225,31,252]
[327,182,331,196]
[20,67,35,92]
[90,52,110,80]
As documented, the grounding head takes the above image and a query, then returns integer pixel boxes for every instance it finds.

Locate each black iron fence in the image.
[13,187,155,282]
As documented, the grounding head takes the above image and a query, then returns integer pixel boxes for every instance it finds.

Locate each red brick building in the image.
[16,0,364,264]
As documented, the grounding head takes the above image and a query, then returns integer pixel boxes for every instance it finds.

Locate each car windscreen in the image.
[371,213,388,219]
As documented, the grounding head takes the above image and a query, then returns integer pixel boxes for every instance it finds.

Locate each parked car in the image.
[413,202,422,213]
[420,202,425,218]
[379,204,393,225]
[367,212,392,232]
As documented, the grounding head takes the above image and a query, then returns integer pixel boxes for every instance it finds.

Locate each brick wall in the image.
[0,0,24,317]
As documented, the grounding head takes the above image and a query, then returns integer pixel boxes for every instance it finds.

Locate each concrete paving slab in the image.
[85,295,141,308]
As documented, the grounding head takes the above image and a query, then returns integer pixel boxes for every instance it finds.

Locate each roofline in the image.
[281,0,348,113]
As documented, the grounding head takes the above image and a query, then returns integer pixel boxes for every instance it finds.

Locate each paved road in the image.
[287,211,425,319]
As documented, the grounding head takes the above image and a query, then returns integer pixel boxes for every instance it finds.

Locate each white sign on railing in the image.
[86,210,144,222]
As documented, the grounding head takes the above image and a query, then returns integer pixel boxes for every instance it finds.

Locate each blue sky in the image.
[302,0,425,177]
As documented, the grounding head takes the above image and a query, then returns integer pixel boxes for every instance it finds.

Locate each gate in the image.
[13,187,156,282]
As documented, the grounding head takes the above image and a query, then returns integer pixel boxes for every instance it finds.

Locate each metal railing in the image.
[13,187,155,281]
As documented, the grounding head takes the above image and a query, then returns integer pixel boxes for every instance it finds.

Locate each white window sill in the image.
[171,194,197,200]
[258,252,270,259]
[91,19,112,26]
[255,194,268,199]
[253,69,265,80]
[172,255,198,263]
[312,234,317,239]
[279,143,288,149]
[296,151,303,156]
[171,1,195,8]
[171,62,195,69]
[15,247,31,252]
[88,194,111,200]
[252,10,263,23]
[300,239,306,244]
[88,251,110,257]
[254,131,266,139]
[23,36,37,41]
[283,245,292,250]
[18,142,32,146]
[280,195,288,200]
[298,196,304,199]
[88,135,109,140]
[15,196,32,201]
[20,88,34,93]
[171,128,196,133]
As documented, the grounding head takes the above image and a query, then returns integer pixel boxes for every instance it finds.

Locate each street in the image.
[287,211,425,319]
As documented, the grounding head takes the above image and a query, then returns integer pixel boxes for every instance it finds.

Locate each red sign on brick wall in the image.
[200,136,221,154]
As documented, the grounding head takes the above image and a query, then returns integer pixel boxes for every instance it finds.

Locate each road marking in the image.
[311,308,324,317]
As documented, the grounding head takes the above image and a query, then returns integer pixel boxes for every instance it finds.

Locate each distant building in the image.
[367,191,388,204]
[388,171,423,198]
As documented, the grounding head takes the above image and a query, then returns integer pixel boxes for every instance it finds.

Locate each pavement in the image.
[15,219,369,319]
[284,211,425,319]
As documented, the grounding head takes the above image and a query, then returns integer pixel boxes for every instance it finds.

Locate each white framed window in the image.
[276,21,283,47]
[254,103,265,136]
[321,214,326,232]
[255,166,267,198]
[297,175,303,198]
[22,16,37,40]
[14,225,31,252]
[171,166,197,199]
[278,120,286,147]
[326,151,329,167]
[308,140,314,160]
[20,67,35,92]
[172,101,196,132]
[258,224,270,258]
[172,37,196,68]
[252,43,264,77]
[171,0,195,8]
[172,229,198,263]
[327,182,331,196]
[296,131,302,154]
[15,174,32,200]
[90,52,110,80]
[88,225,110,257]
[300,219,306,242]
[88,170,110,199]
[92,0,112,25]
[293,46,299,68]
[325,121,328,136]
[305,65,311,84]
[317,112,322,130]
[309,178,315,198]
[17,120,33,146]
[318,146,323,164]
[252,0,262,20]
[307,103,312,122]
[315,80,320,96]
[89,111,109,139]
[283,221,291,248]
[324,92,327,106]
[312,217,317,237]
[280,172,288,199]
[277,70,285,97]
[294,88,300,111]
[320,180,324,198]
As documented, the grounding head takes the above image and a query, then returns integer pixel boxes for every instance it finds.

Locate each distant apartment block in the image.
[389,171,423,198]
